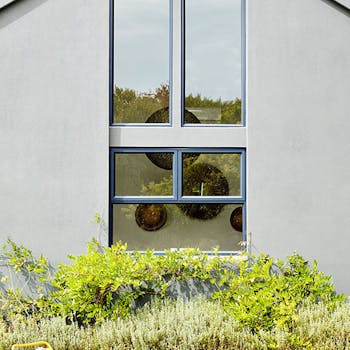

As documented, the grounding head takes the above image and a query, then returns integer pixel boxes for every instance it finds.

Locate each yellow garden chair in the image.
[11,341,53,350]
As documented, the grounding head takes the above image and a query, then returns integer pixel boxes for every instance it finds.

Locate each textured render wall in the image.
[247,0,350,293]
[0,0,109,263]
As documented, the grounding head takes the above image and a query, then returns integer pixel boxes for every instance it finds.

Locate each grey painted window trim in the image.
[109,147,247,252]
[110,0,246,128]
[108,0,247,251]
[110,148,246,204]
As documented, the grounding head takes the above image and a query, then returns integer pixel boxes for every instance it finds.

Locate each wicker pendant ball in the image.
[146,107,201,170]
[230,206,243,232]
[178,203,225,220]
[178,163,229,220]
[135,204,167,231]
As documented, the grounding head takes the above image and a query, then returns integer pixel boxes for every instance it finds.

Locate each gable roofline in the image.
[0,0,349,16]
[0,0,16,10]
[333,0,350,9]
[1,0,350,12]
[1,0,350,11]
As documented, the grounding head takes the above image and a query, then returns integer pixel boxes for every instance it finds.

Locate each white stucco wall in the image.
[247,0,350,293]
[1,0,350,295]
[0,0,109,263]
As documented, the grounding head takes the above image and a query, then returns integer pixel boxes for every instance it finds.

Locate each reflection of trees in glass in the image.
[113,83,241,124]
[140,176,173,197]
[182,163,229,197]
[184,154,241,196]
[138,153,241,222]
[185,94,241,124]
[114,84,169,123]
[115,153,173,196]
[141,153,240,197]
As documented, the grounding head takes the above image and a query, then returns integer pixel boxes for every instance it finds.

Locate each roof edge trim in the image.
[333,0,350,9]
[0,0,349,18]
[0,0,18,10]
[335,0,350,7]
[1,0,349,12]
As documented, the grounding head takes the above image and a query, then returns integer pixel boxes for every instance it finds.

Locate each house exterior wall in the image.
[0,0,350,293]
[0,0,109,263]
[247,0,350,293]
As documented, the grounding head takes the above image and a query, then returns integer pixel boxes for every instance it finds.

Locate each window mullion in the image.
[172,0,182,129]
[176,150,182,200]
[241,149,246,200]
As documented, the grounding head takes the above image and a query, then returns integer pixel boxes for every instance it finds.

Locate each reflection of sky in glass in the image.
[114,0,241,100]
[186,0,241,101]
[114,0,169,93]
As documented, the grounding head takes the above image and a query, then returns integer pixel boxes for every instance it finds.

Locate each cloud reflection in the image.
[114,0,241,101]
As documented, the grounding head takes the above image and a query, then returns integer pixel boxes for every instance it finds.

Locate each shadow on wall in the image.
[0,0,49,29]
[0,252,55,298]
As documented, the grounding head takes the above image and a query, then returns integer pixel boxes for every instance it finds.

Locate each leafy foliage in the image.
[213,253,346,333]
[140,152,241,200]
[0,239,346,336]
[50,240,233,324]
[1,299,350,350]
[0,239,53,319]
[185,93,241,124]
[114,84,169,123]
[113,83,241,124]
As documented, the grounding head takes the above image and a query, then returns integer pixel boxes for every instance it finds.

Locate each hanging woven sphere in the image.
[135,204,167,231]
[230,206,243,232]
[146,107,200,170]
[178,163,229,220]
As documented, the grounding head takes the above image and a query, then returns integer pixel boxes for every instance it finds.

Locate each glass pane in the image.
[185,0,241,125]
[115,153,173,196]
[182,153,241,196]
[113,204,243,251]
[114,0,170,124]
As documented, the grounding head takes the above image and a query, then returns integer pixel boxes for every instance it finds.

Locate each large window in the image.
[110,0,246,253]
[184,0,242,125]
[113,0,170,124]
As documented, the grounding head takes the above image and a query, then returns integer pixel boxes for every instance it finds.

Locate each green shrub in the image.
[49,240,237,324]
[1,299,349,350]
[213,253,346,333]
[0,239,53,319]
[1,239,346,335]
